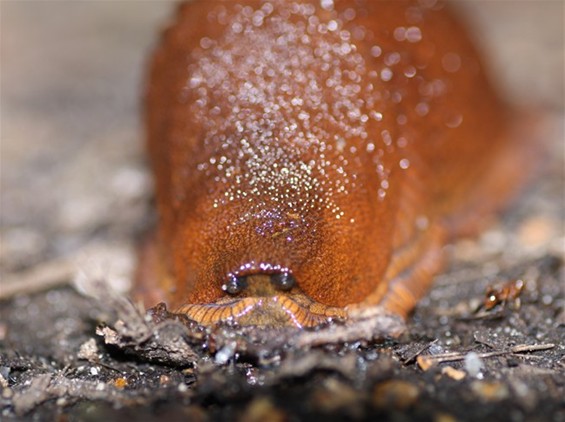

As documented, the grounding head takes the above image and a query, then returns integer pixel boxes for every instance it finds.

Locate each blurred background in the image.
[1,1,563,283]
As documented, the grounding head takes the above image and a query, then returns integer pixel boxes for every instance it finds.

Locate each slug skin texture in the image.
[136,0,538,328]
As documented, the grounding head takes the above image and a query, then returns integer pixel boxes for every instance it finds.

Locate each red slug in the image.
[136,0,536,328]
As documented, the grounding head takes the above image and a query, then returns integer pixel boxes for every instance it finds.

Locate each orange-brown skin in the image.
[137,0,536,328]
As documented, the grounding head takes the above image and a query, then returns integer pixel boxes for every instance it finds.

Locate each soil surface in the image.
[1,1,563,421]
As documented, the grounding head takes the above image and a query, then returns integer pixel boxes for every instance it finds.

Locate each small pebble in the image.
[240,397,285,422]
[470,381,510,401]
[215,343,236,365]
[0,367,10,385]
[311,378,361,413]
[77,338,99,361]
[372,380,420,409]
[441,366,466,381]
[113,377,128,389]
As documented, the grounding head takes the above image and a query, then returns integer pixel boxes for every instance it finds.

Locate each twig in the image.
[403,339,438,365]
[0,258,75,299]
[419,343,555,365]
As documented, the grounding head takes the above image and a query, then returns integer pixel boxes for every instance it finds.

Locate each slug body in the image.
[139,0,532,328]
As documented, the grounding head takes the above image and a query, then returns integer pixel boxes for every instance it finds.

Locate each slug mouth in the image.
[174,274,346,328]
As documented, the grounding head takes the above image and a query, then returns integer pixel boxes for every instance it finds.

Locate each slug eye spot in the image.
[270,272,296,291]
[222,275,248,295]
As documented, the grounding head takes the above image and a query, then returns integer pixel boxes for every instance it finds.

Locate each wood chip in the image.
[441,366,466,381]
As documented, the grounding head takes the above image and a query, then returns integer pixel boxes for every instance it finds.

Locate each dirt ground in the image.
[1,1,563,421]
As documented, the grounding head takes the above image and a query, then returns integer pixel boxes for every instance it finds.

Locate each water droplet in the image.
[231,22,243,34]
[370,111,383,121]
[399,158,410,169]
[404,66,417,78]
[442,52,461,73]
[380,68,393,82]
[405,26,422,42]
[416,215,429,230]
[320,0,334,11]
[396,114,407,125]
[415,102,429,116]
[445,113,463,128]
[199,37,214,49]
[343,8,356,21]
[370,45,382,58]
[385,52,401,66]
[393,26,406,42]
